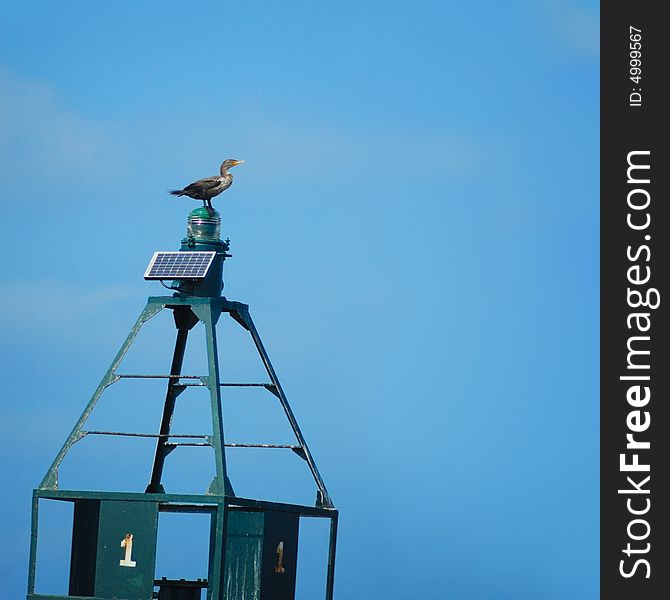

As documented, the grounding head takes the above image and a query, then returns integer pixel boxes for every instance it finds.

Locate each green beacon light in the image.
[186,206,222,242]
[144,208,231,298]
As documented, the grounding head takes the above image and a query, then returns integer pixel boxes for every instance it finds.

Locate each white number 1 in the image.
[120,533,137,568]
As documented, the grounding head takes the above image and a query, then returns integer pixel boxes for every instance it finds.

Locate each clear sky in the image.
[1,1,599,598]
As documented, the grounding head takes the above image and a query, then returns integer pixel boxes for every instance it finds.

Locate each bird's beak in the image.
[231,160,245,166]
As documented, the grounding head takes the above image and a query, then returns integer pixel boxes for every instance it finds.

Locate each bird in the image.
[170,159,244,212]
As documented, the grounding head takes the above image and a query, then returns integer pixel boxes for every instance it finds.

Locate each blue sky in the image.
[1,1,599,598]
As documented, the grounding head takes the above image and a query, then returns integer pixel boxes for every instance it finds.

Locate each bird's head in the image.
[220,159,245,174]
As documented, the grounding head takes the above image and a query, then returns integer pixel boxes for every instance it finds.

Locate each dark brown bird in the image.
[170,159,244,211]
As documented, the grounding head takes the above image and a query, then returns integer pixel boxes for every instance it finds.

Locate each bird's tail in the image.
[169,189,185,196]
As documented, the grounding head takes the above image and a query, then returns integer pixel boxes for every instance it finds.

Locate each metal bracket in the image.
[264,383,280,398]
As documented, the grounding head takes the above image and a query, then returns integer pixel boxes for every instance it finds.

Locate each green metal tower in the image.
[27,208,338,600]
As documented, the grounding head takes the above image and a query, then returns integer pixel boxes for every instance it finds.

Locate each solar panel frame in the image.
[144,251,217,280]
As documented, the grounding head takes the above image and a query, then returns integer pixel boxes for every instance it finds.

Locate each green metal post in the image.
[208,503,228,600]
[191,300,230,496]
[325,513,339,600]
[26,494,38,596]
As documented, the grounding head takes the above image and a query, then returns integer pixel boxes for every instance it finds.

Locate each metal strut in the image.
[38,301,164,490]
[237,306,334,509]
[146,306,198,493]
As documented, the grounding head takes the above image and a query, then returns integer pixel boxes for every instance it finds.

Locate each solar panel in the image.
[144,251,216,280]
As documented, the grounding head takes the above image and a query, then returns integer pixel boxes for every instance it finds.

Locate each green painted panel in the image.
[222,510,299,600]
[260,512,299,600]
[94,500,159,599]
[223,512,263,600]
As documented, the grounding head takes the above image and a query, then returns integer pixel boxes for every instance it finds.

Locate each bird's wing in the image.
[184,176,222,192]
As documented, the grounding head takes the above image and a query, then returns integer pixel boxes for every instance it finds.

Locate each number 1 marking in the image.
[120,533,137,568]
[275,541,285,574]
